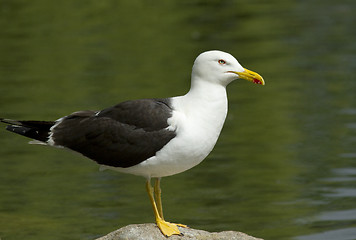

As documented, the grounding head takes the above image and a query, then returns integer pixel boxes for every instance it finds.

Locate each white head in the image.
[191,50,264,87]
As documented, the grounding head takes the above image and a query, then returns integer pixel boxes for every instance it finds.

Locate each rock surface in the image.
[95,223,263,240]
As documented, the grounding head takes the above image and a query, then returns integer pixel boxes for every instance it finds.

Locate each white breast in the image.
[116,82,228,178]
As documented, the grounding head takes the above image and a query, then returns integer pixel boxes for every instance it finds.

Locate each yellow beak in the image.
[230,68,265,85]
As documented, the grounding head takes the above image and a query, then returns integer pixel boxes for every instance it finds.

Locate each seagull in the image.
[0,50,264,237]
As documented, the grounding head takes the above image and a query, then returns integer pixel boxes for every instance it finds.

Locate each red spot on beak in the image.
[253,79,262,84]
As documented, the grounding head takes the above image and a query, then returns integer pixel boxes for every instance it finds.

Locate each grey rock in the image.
[95,223,263,240]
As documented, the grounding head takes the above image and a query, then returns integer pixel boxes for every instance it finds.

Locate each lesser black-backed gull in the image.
[0,50,265,237]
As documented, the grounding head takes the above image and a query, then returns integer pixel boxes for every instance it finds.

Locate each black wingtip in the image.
[1,119,55,142]
[6,125,32,136]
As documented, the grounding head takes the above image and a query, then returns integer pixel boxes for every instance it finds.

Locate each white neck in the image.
[172,78,228,137]
[186,77,227,111]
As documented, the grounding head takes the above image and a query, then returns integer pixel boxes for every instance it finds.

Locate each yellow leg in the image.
[154,178,164,219]
[146,179,182,237]
[153,178,188,229]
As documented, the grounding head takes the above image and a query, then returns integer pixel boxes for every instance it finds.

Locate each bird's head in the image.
[192,50,265,87]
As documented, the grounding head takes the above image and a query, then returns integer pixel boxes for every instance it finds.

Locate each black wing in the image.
[52,98,176,168]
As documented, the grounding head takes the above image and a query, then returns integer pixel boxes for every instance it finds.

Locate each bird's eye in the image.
[218,59,226,65]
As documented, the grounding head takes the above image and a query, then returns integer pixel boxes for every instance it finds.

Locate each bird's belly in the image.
[113,127,220,178]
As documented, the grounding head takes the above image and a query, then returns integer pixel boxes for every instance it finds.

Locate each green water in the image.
[0,1,355,239]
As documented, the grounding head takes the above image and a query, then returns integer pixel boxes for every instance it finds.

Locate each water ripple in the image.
[296,227,356,240]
